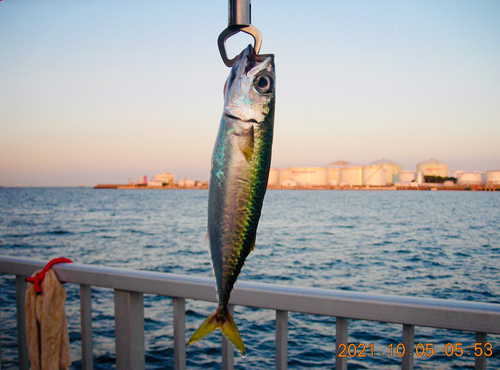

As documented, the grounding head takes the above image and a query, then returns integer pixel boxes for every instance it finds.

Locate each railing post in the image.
[475,332,487,370]
[173,297,186,370]
[335,317,348,370]
[402,324,414,370]
[114,290,145,370]
[80,284,94,370]
[0,311,2,370]
[222,304,235,370]
[276,310,288,370]
[16,275,29,370]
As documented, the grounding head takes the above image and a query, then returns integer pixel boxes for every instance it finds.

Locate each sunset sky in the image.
[1,0,499,186]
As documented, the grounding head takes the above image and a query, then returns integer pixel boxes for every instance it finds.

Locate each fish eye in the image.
[254,74,273,93]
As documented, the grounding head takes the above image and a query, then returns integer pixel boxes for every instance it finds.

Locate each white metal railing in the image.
[1,255,499,370]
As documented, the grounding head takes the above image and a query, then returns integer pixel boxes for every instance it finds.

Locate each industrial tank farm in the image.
[263,157,498,191]
[110,160,498,190]
[117,157,498,191]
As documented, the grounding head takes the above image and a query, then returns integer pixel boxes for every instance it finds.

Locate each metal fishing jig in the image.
[218,0,262,67]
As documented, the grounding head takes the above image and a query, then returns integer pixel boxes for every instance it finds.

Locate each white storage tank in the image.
[457,172,483,185]
[326,160,349,186]
[486,171,500,185]
[416,172,424,185]
[370,159,403,184]
[340,166,363,186]
[327,168,341,186]
[289,167,328,186]
[279,169,290,184]
[416,158,449,178]
[362,166,387,186]
[268,168,280,186]
[399,171,415,183]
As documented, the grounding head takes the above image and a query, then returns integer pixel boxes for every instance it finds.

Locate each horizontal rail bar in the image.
[1,256,500,335]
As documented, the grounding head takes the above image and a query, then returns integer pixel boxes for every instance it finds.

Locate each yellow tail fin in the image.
[187,309,246,357]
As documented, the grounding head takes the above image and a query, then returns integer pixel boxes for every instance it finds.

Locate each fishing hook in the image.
[218,0,262,67]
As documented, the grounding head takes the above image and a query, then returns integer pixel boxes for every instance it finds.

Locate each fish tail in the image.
[187,308,246,356]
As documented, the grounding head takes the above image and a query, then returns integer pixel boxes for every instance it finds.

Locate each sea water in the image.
[0,188,499,369]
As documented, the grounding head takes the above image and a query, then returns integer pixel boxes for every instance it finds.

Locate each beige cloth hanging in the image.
[25,269,71,370]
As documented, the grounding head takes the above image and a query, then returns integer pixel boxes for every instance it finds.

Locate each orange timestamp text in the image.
[337,342,493,358]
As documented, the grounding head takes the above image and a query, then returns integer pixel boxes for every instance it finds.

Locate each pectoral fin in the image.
[237,125,254,162]
[250,234,256,252]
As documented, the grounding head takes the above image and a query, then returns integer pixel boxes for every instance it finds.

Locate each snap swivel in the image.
[218,0,262,67]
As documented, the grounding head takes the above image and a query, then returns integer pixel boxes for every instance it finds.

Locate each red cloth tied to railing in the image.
[25,257,73,293]
[25,257,73,369]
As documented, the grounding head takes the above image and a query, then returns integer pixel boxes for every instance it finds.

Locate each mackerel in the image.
[187,45,275,357]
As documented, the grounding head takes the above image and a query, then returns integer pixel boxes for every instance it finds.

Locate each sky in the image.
[1,0,499,187]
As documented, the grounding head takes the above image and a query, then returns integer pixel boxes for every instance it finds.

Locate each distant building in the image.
[155,172,175,186]
[178,178,195,187]
[147,181,163,187]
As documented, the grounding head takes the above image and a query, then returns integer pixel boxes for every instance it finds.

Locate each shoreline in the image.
[93,184,498,191]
